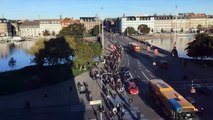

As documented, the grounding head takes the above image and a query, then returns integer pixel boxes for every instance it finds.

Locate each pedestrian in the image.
[77,82,81,91]
[109,111,113,120]
[116,103,120,114]
[137,109,141,120]
[112,107,117,116]
[128,97,133,107]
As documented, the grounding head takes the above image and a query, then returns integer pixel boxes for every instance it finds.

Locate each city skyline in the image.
[1,0,213,19]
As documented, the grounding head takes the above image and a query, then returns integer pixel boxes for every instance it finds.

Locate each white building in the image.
[20,20,40,37]
[20,19,62,37]
[120,16,154,33]
[39,19,61,36]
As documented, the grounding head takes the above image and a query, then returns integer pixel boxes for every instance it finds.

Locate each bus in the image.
[149,79,196,120]
[129,43,140,52]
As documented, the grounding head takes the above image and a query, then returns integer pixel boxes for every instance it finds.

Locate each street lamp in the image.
[101,6,104,50]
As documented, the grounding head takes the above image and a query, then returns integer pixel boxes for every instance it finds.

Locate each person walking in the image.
[112,107,117,116]
[137,109,141,120]
[128,97,133,107]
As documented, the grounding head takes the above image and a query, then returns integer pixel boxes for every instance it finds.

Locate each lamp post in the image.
[101,6,104,50]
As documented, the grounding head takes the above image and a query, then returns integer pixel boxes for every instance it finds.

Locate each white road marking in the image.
[141,71,149,81]
[150,74,155,78]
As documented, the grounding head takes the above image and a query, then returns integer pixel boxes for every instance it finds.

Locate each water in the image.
[0,41,35,72]
[146,34,194,58]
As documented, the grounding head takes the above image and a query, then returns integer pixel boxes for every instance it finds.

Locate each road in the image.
[106,32,213,120]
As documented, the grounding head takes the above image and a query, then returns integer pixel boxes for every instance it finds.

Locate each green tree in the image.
[124,27,136,36]
[138,24,150,34]
[180,28,184,33]
[185,33,213,59]
[171,28,174,33]
[8,57,16,69]
[28,38,46,55]
[31,37,73,66]
[57,23,85,39]
[88,42,102,57]
[52,31,56,36]
[91,25,101,36]
[43,30,50,36]
[74,43,93,70]
[161,28,164,33]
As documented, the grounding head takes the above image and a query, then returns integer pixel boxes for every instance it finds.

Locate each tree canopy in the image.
[185,33,213,59]
[91,25,101,36]
[124,27,136,35]
[43,30,50,36]
[31,37,73,66]
[74,43,93,70]
[57,23,86,39]
[88,42,102,57]
[138,24,150,34]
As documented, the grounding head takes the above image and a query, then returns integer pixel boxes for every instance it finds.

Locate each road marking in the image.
[145,69,150,72]
[141,71,149,81]
[149,74,155,78]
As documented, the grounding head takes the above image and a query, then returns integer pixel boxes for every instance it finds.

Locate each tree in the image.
[171,28,174,33]
[124,27,136,36]
[180,28,184,33]
[31,37,73,66]
[8,57,16,69]
[91,25,101,36]
[151,29,154,33]
[57,23,85,39]
[138,24,150,34]
[52,31,56,36]
[43,30,50,36]
[74,43,93,70]
[161,28,164,33]
[88,42,102,57]
[185,33,213,59]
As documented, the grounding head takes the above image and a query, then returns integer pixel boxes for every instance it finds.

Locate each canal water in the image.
[146,34,194,58]
[0,41,35,72]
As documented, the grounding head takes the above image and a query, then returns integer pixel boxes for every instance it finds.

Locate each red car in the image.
[128,82,139,95]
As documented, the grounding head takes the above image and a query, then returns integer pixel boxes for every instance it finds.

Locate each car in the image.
[197,86,212,95]
[128,82,139,95]
[186,96,196,104]
[158,60,169,69]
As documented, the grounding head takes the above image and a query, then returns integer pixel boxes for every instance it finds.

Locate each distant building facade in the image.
[20,20,40,37]
[39,19,61,36]
[0,18,12,36]
[120,15,154,33]
[80,16,100,32]
[60,18,80,28]
[116,13,213,33]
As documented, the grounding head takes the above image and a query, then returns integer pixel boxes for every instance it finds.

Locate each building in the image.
[120,15,154,33]
[39,19,61,36]
[80,16,100,32]
[0,18,12,36]
[60,18,80,28]
[20,20,40,37]
[117,13,213,33]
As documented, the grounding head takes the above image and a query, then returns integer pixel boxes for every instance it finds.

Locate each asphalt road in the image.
[106,32,213,120]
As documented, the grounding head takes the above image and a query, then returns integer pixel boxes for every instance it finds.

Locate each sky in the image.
[1,0,213,20]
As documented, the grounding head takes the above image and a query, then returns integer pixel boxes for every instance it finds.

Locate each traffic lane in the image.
[123,51,163,119]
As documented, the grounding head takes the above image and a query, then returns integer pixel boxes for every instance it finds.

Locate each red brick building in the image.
[60,18,80,28]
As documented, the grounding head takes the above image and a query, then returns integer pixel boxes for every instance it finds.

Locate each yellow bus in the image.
[149,79,196,120]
